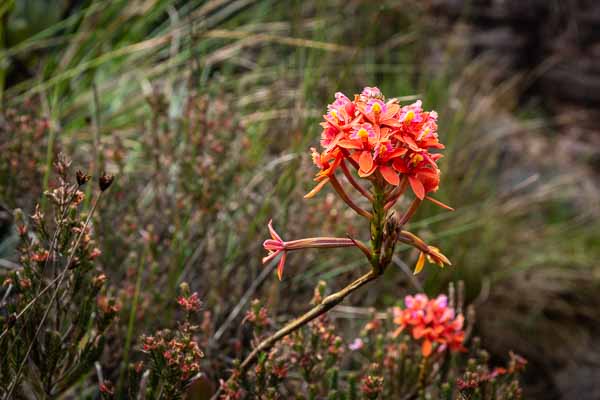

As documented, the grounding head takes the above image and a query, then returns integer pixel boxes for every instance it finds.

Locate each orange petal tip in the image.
[413,252,426,275]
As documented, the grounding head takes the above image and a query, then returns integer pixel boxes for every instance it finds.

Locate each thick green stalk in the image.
[370,182,387,272]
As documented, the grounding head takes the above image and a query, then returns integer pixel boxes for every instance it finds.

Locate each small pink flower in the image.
[366,98,387,115]
[360,86,383,101]
[90,247,102,259]
[327,92,353,122]
[262,220,288,280]
[177,292,202,312]
[349,338,364,351]
[398,100,424,123]
[394,293,465,357]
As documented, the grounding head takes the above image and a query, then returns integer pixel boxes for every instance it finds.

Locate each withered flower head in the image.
[76,170,91,186]
[99,173,114,192]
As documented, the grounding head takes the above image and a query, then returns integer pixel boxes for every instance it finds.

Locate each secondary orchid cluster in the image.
[263,87,451,280]
[393,294,466,357]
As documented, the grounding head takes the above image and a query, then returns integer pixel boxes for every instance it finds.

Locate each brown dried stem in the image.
[329,174,372,219]
[340,160,373,202]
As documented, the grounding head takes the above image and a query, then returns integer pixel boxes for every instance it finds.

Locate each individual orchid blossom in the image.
[393,294,466,357]
[262,220,362,280]
[360,86,383,101]
[350,123,376,140]
[366,98,387,115]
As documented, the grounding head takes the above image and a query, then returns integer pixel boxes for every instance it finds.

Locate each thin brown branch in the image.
[341,160,373,202]
[240,269,377,370]
[384,176,408,210]
[398,198,421,225]
[329,174,372,219]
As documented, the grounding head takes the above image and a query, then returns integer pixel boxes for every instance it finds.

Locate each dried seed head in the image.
[99,173,114,192]
[76,170,91,186]
[54,153,72,176]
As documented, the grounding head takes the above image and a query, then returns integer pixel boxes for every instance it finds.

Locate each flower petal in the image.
[277,251,287,281]
[408,176,425,199]
[262,250,279,264]
[304,177,330,199]
[358,164,377,178]
[358,151,374,173]
[379,166,400,186]
[414,251,426,275]
[338,139,362,149]
[422,340,433,357]
[267,219,283,241]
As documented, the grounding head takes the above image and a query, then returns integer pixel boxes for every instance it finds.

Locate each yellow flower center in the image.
[417,127,430,141]
[411,154,424,166]
[358,128,369,139]
[404,110,415,123]
[371,102,382,113]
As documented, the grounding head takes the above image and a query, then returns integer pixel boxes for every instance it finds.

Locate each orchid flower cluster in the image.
[263,86,451,280]
[393,294,466,357]
[308,86,444,200]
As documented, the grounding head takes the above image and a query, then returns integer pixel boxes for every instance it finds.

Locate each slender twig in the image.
[329,174,372,219]
[384,177,408,210]
[91,82,101,177]
[340,160,373,202]
[0,259,21,270]
[4,193,104,400]
[0,284,12,307]
[398,198,421,226]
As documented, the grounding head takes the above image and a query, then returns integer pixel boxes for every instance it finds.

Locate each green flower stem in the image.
[370,181,387,273]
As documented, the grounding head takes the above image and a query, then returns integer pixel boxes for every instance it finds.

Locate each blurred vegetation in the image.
[1,0,599,398]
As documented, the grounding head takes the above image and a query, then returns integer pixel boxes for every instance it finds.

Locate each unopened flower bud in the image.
[92,274,108,289]
[179,282,190,296]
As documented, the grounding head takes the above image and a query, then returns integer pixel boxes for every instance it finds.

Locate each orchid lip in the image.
[263,239,285,251]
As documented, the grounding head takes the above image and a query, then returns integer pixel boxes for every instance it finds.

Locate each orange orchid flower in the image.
[393,294,466,357]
